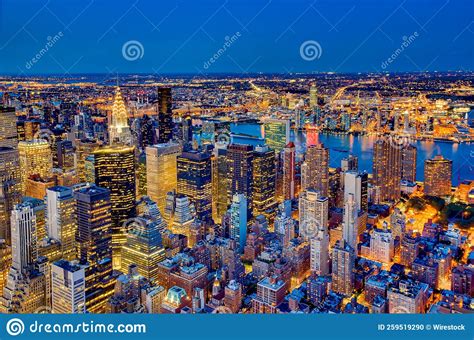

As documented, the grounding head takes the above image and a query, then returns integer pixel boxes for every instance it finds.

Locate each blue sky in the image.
[0,0,473,74]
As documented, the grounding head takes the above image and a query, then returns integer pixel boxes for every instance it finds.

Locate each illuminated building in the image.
[0,241,10,294]
[387,279,428,313]
[74,185,115,313]
[139,114,156,148]
[92,145,136,268]
[161,286,190,313]
[177,149,212,221]
[167,193,196,239]
[10,202,38,271]
[424,155,452,196]
[310,228,330,276]
[137,151,147,197]
[342,193,361,251]
[229,194,248,253]
[75,139,99,182]
[51,260,85,313]
[157,87,173,143]
[121,216,166,282]
[262,118,290,152]
[17,119,41,141]
[145,285,166,313]
[282,142,295,200]
[451,265,474,296]
[18,139,52,193]
[400,233,420,267]
[341,154,358,172]
[46,186,77,260]
[309,84,318,108]
[252,276,287,313]
[274,208,295,248]
[224,280,242,313]
[136,196,164,225]
[109,87,132,145]
[25,175,55,200]
[22,196,47,244]
[332,240,355,296]
[211,145,229,224]
[0,107,18,149]
[299,189,328,239]
[369,226,394,264]
[307,275,331,305]
[252,145,276,219]
[344,171,368,212]
[372,138,401,203]
[0,147,21,244]
[169,263,208,298]
[401,145,417,183]
[146,142,181,214]
[301,143,329,197]
[412,256,439,288]
[227,144,253,217]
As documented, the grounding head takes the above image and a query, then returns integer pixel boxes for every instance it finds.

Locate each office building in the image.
[0,147,21,244]
[372,138,401,203]
[262,118,290,152]
[252,145,276,219]
[211,146,229,224]
[282,142,295,200]
[18,140,52,193]
[229,194,248,253]
[301,143,329,196]
[157,87,173,143]
[332,240,355,296]
[227,144,253,217]
[401,145,417,183]
[0,107,18,149]
[109,87,132,145]
[424,155,452,196]
[51,260,85,313]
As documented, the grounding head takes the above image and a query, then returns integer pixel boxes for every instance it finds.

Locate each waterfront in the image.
[292,131,474,186]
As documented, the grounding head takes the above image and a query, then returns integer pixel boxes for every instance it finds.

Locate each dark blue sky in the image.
[0,0,473,75]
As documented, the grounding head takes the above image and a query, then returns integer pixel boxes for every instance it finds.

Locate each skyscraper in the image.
[0,147,21,244]
[309,84,318,108]
[342,193,359,251]
[109,87,132,145]
[18,140,52,193]
[211,145,229,224]
[146,142,181,214]
[344,171,368,212]
[74,185,115,313]
[157,87,173,143]
[177,149,212,221]
[0,107,18,149]
[121,216,166,282]
[424,155,452,196]
[373,138,402,203]
[262,118,290,153]
[282,142,295,200]
[51,260,85,313]
[252,145,276,220]
[299,189,328,239]
[75,139,99,183]
[227,144,254,217]
[229,194,248,253]
[10,202,38,272]
[46,186,77,260]
[332,239,355,296]
[401,145,417,183]
[92,146,136,268]
[301,143,329,197]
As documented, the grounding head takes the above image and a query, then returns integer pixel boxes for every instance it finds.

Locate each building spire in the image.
[109,86,132,145]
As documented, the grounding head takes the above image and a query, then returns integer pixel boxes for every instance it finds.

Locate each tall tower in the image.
[0,107,18,149]
[401,145,417,183]
[227,144,254,217]
[51,260,85,313]
[282,142,295,200]
[10,202,38,272]
[46,186,77,261]
[146,142,181,214]
[229,194,248,253]
[299,189,328,239]
[301,143,329,196]
[92,146,136,268]
[424,155,452,196]
[109,87,132,145]
[177,149,212,222]
[211,145,229,224]
[18,140,52,193]
[332,240,355,296]
[342,193,358,251]
[157,87,173,143]
[344,171,368,212]
[252,145,276,220]
[0,147,21,244]
[373,138,401,203]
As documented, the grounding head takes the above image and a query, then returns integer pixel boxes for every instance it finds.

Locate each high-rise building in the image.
[51,260,85,313]
[157,87,173,143]
[75,139,100,183]
[177,149,212,221]
[121,216,166,282]
[262,119,290,152]
[224,280,242,313]
[229,194,248,253]
[57,140,75,172]
[10,202,38,272]
[92,146,136,268]
[387,280,428,313]
[401,145,417,183]
[369,226,394,264]
[299,189,328,239]
[282,142,295,200]
[252,145,276,219]
[0,241,10,294]
[0,107,18,149]
[227,144,253,217]
[332,240,355,296]
[309,84,318,108]
[252,276,287,313]
[0,147,21,244]
[74,185,115,313]
[310,228,330,276]
[109,87,132,145]
[373,138,401,203]
[46,186,77,261]
[344,171,368,212]
[211,146,229,224]
[341,154,358,172]
[424,155,452,196]
[18,140,52,193]
[146,142,181,214]
[342,193,359,251]
[301,143,329,197]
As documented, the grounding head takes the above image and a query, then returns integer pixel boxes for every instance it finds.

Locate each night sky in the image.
[0,0,473,74]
